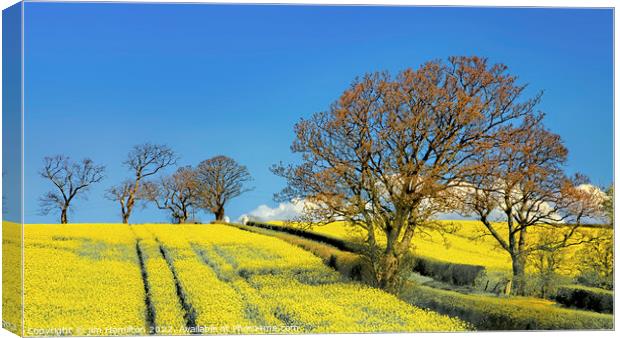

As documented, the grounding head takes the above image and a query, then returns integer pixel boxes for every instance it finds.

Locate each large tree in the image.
[273,56,540,291]
[458,116,603,295]
[119,143,177,223]
[195,156,252,221]
[39,155,105,224]
[143,166,199,223]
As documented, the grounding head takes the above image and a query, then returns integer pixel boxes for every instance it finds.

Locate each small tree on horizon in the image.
[119,143,177,224]
[143,166,199,224]
[196,156,253,221]
[105,179,150,222]
[39,155,105,224]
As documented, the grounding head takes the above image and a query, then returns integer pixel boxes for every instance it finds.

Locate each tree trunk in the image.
[179,206,189,224]
[376,218,414,292]
[124,181,140,224]
[119,201,128,224]
[122,211,130,224]
[378,251,399,291]
[60,207,68,224]
[378,226,402,292]
[124,196,134,224]
[215,206,225,221]
[177,212,188,224]
[510,254,526,295]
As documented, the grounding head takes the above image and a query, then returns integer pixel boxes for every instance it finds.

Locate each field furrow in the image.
[135,238,187,335]
[149,225,251,331]
[186,223,468,333]
[135,240,157,333]
[191,243,285,328]
[20,223,470,335]
[156,242,200,330]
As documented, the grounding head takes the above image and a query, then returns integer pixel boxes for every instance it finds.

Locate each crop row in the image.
[16,223,469,335]
[23,224,146,335]
[142,223,470,333]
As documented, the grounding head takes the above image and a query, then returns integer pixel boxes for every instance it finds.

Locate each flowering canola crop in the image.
[24,224,147,336]
[2,221,22,335]
[275,220,612,275]
[16,222,468,335]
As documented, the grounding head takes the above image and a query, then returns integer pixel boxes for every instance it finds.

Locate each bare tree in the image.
[458,116,603,295]
[143,166,199,223]
[105,180,150,221]
[120,143,177,223]
[39,155,105,224]
[273,56,539,291]
[196,156,252,221]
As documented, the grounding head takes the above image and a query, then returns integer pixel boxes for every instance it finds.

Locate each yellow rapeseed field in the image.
[300,220,513,272]
[272,220,612,276]
[24,224,147,336]
[10,222,468,336]
[2,221,22,335]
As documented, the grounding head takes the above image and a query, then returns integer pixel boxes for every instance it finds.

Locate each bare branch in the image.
[39,155,105,223]
[273,56,538,291]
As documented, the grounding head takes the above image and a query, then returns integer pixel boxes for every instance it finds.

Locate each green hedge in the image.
[402,283,613,330]
[413,257,485,287]
[553,285,614,314]
[247,221,487,287]
[229,222,613,330]
[245,221,365,252]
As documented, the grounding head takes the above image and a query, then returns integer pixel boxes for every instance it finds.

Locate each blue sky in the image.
[19,2,613,223]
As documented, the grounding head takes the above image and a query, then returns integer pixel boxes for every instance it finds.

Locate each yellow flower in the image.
[17,222,468,335]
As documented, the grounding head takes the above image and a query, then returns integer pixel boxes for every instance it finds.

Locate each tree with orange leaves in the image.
[273,56,542,291]
[458,115,604,295]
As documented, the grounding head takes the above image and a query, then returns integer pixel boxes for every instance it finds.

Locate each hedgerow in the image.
[401,283,613,330]
[247,221,488,287]
[552,285,614,314]
[232,222,614,331]
[412,257,485,287]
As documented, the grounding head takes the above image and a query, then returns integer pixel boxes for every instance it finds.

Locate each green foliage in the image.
[552,285,614,314]
[245,221,365,252]
[251,221,490,288]
[402,283,613,330]
[526,228,569,298]
[413,257,486,287]
[573,233,613,290]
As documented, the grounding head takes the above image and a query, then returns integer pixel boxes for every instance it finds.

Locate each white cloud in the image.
[239,199,308,222]
[240,184,608,224]
[576,184,608,203]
